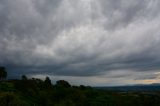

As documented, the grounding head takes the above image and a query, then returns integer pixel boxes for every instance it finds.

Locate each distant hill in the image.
[95,83,160,91]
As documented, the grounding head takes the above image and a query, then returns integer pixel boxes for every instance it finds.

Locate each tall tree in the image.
[44,76,52,86]
[21,75,28,80]
[56,80,71,87]
[0,67,7,80]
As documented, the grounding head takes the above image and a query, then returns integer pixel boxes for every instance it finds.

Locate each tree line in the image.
[1,66,160,106]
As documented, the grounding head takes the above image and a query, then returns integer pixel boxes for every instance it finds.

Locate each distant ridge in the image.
[95,83,160,91]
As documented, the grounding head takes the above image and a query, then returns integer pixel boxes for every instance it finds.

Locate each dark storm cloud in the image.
[0,0,160,83]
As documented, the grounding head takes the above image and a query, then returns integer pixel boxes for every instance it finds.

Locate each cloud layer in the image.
[0,0,160,85]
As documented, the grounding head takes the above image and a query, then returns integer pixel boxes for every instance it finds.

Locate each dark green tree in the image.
[56,80,71,87]
[44,76,52,86]
[21,75,28,80]
[0,67,7,80]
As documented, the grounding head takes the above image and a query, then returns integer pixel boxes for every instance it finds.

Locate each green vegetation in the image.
[0,67,7,80]
[0,68,160,106]
[1,77,160,106]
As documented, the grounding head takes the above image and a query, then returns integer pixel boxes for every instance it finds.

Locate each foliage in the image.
[44,76,52,87]
[0,67,7,80]
[0,69,160,106]
[55,80,71,88]
[0,92,29,106]
[21,75,28,80]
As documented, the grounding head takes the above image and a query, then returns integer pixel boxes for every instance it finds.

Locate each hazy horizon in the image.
[1,0,160,86]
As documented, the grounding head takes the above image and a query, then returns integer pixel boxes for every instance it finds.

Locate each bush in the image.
[0,92,29,106]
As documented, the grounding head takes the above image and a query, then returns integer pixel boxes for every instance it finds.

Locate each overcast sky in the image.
[0,0,160,86]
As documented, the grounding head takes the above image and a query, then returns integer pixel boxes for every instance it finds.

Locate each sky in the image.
[0,0,160,86]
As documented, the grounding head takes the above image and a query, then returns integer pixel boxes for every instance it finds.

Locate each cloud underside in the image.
[0,0,160,85]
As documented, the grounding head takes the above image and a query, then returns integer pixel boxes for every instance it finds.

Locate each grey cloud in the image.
[134,75,157,80]
[0,0,160,84]
[99,0,160,29]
